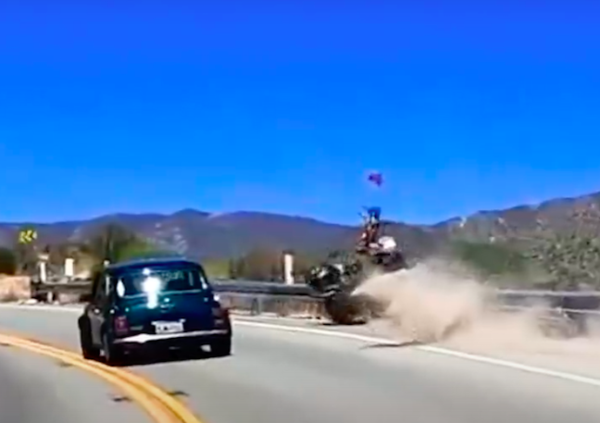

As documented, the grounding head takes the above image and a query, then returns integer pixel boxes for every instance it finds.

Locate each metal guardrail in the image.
[28,278,323,317]
[29,278,600,318]
[31,277,600,298]
[23,277,600,341]
[213,280,600,297]
[212,280,312,296]
[212,281,600,318]
[30,276,600,295]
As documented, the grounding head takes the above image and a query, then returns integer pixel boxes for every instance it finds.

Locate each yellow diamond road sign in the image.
[18,229,37,244]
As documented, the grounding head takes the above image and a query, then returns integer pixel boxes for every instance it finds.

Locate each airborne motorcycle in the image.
[305,207,408,324]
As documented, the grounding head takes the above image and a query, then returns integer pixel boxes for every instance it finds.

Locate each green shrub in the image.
[0,247,17,275]
[451,240,527,276]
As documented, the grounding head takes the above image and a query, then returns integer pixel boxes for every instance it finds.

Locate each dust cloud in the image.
[352,259,600,357]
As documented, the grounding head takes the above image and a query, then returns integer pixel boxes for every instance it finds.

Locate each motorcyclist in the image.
[356,207,382,253]
[371,236,407,271]
[355,207,407,271]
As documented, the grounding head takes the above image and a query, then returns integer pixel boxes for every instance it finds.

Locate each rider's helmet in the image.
[366,207,381,224]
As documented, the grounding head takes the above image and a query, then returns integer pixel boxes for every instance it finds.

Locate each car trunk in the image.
[118,290,217,335]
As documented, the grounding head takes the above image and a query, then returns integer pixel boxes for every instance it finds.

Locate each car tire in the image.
[211,337,232,357]
[102,332,126,366]
[79,330,101,360]
[78,318,101,361]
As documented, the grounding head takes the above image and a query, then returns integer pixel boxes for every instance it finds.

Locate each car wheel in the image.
[79,330,101,360]
[102,332,126,366]
[211,337,232,357]
[78,319,100,360]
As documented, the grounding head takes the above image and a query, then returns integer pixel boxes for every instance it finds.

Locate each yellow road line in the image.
[0,332,205,423]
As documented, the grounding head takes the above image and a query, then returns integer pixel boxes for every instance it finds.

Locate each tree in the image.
[451,240,528,277]
[225,248,282,281]
[45,241,96,275]
[523,205,600,289]
[13,243,33,275]
[0,247,17,275]
[527,234,600,289]
[85,223,170,266]
[289,251,321,283]
[114,238,170,262]
[203,259,230,279]
[225,248,323,282]
[238,248,280,281]
[227,258,238,279]
[12,226,40,275]
[87,223,138,263]
[234,256,246,279]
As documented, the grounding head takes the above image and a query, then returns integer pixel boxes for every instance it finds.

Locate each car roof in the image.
[105,257,200,272]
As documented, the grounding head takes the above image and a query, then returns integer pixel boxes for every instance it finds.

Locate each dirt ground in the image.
[0,275,31,302]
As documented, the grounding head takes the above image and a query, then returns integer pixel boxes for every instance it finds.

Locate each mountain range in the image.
[2,190,600,260]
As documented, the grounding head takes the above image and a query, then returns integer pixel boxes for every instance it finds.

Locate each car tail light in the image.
[212,305,229,319]
[114,315,129,335]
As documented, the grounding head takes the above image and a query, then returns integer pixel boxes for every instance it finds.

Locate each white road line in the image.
[3,303,600,388]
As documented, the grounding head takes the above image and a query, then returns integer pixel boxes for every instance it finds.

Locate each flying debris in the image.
[367,172,383,187]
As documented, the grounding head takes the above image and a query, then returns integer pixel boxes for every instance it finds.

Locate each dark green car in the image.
[77,257,232,365]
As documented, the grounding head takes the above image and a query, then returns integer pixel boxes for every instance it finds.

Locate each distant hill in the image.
[2,191,600,262]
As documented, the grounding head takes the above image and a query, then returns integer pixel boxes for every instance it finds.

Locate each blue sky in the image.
[1,2,599,225]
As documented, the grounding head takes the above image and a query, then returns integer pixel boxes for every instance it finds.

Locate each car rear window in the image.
[110,265,210,298]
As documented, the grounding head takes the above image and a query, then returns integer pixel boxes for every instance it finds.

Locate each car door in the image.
[88,272,109,346]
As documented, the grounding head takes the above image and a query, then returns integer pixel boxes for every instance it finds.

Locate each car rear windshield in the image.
[109,264,210,298]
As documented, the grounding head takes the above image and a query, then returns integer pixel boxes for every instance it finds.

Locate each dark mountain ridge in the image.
[2,190,600,259]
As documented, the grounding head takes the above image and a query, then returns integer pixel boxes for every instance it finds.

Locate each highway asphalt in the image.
[1,305,600,423]
[0,335,149,423]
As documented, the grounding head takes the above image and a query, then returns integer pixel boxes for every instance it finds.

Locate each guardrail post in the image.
[283,252,294,285]
[250,297,263,316]
[65,257,74,282]
[38,261,47,283]
[37,253,49,283]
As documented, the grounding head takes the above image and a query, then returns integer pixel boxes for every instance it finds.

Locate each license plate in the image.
[153,321,184,334]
